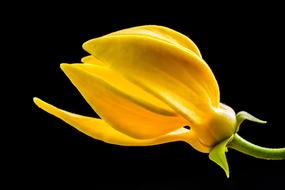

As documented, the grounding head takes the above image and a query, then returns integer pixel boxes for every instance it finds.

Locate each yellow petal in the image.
[81,55,106,66]
[60,63,189,139]
[33,97,210,153]
[63,63,176,115]
[108,25,202,58]
[83,34,219,125]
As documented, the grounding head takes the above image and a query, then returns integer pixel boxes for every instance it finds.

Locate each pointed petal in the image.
[81,55,106,66]
[33,98,209,152]
[209,136,233,178]
[235,111,267,133]
[83,35,219,125]
[108,25,202,57]
[60,63,188,139]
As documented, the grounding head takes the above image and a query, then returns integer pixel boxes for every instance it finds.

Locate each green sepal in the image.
[235,111,267,133]
[209,135,234,178]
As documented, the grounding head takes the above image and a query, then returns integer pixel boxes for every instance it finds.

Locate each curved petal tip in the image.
[33,97,42,108]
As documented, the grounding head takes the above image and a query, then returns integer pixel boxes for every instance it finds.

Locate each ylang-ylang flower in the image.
[34,25,285,177]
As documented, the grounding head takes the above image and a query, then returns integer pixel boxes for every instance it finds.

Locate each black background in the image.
[6,1,285,189]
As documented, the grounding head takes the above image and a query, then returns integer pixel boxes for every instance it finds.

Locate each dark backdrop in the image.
[7,2,285,189]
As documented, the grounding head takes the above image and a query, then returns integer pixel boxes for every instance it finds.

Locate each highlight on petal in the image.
[33,97,210,152]
[60,63,189,139]
[83,34,219,125]
[107,25,202,58]
[81,55,106,66]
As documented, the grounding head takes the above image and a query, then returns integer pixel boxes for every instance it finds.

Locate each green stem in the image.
[228,134,285,160]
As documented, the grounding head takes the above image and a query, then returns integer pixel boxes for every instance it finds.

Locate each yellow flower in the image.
[34,25,285,177]
[33,25,237,153]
